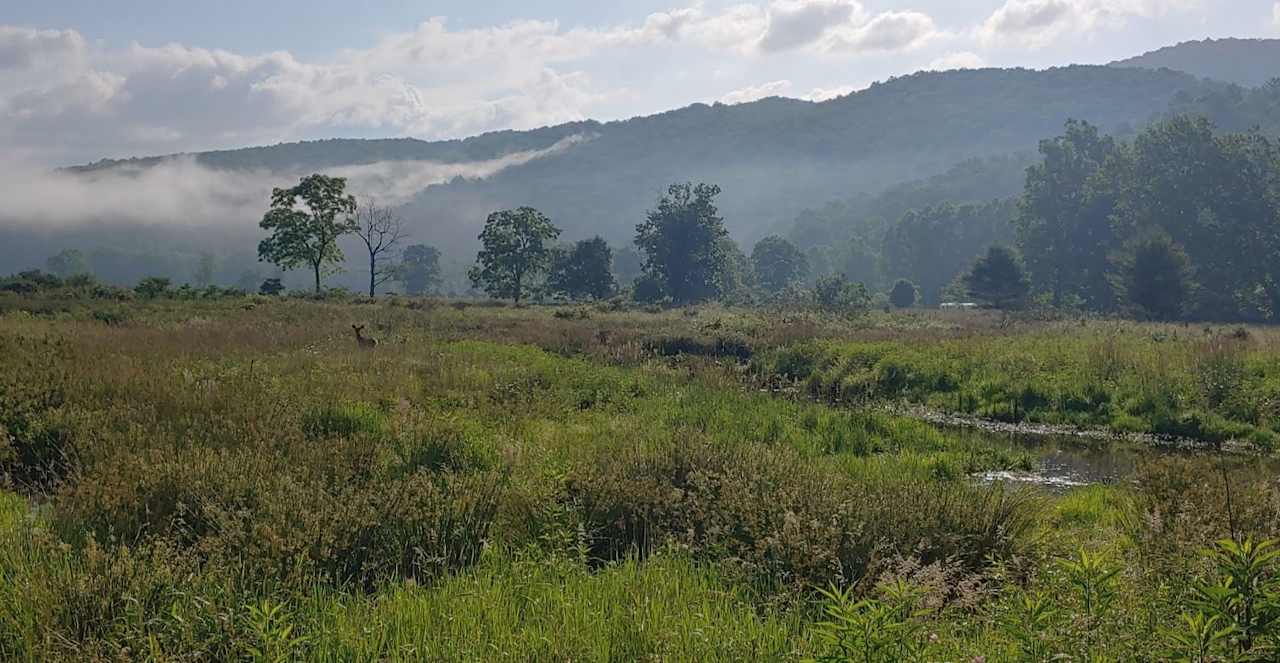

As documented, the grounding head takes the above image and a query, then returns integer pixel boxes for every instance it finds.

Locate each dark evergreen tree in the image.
[964,245,1030,309]
[1112,233,1193,321]
[889,279,918,308]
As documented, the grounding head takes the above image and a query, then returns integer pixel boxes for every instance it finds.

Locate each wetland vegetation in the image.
[4,296,1280,660]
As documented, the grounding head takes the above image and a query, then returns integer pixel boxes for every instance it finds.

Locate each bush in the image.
[134,277,172,299]
[567,439,1037,590]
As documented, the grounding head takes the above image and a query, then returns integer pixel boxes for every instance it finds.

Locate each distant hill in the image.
[1110,38,1280,88]
[394,66,1216,252]
[9,63,1243,287]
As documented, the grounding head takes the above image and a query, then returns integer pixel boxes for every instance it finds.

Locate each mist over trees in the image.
[8,40,1280,318]
[634,183,731,306]
[398,245,442,296]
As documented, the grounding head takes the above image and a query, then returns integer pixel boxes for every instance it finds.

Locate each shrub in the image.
[567,439,1037,590]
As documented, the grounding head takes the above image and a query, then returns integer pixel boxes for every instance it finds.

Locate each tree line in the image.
[1014,116,1280,320]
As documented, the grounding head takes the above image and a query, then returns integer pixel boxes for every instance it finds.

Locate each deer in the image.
[352,324,378,349]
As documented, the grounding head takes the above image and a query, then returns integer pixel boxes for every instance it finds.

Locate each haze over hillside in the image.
[1111,38,1280,88]
[4,38,1280,291]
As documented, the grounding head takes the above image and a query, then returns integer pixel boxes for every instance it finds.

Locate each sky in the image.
[2,0,1278,166]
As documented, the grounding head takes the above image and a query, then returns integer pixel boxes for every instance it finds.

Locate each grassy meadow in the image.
[4,297,1280,660]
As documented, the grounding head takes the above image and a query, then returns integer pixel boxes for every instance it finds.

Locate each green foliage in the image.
[549,237,617,301]
[963,245,1029,309]
[244,599,307,663]
[15,300,1280,658]
[257,174,358,294]
[259,278,285,296]
[889,279,917,308]
[1114,232,1193,320]
[134,276,172,299]
[468,207,561,303]
[808,582,933,663]
[814,274,871,313]
[752,235,809,293]
[397,244,442,296]
[884,201,1016,305]
[1016,119,1118,309]
[1189,538,1280,656]
[635,183,730,305]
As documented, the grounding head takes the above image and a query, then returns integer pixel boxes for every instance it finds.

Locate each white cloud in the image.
[927,51,986,71]
[719,79,793,104]
[642,1,941,55]
[1274,1,1280,28]
[758,0,863,52]
[0,20,624,166]
[978,0,1199,48]
[823,10,941,53]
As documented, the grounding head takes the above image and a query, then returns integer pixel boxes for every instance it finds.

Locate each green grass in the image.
[5,300,1280,659]
[755,324,1280,445]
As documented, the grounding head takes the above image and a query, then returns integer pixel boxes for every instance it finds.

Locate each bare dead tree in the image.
[352,199,408,297]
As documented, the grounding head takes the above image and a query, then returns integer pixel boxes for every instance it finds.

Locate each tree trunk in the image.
[313,262,322,295]
[369,254,377,298]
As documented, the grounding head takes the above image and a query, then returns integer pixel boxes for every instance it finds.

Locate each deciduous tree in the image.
[468,207,560,304]
[257,174,358,294]
[353,200,407,297]
[398,244,442,296]
[751,236,809,293]
[549,237,616,300]
[634,183,729,305]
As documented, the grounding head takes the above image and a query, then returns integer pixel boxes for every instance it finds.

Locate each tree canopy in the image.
[549,237,616,301]
[751,236,809,293]
[257,174,357,294]
[468,207,561,303]
[398,244,442,296]
[635,183,730,305]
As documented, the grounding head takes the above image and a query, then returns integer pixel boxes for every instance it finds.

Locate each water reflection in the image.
[960,428,1149,491]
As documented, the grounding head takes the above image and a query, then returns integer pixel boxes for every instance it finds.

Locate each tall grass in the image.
[5,301,1280,658]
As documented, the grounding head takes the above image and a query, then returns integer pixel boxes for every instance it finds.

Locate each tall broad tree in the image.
[258,174,357,294]
[751,236,809,293]
[549,237,617,300]
[1015,120,1117,309]
[353,200,407,297]
[468,207,560,304]
[398,244,442,296]
[634,182,729,305]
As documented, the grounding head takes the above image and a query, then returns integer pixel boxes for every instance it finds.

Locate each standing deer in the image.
[352,324,378,349]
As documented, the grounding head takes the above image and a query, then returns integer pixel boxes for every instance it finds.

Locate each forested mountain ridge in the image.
[67,65,1217,252]
[395,66,1220,251]
[13,58,1275,292]
[1110,38,1280,88]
